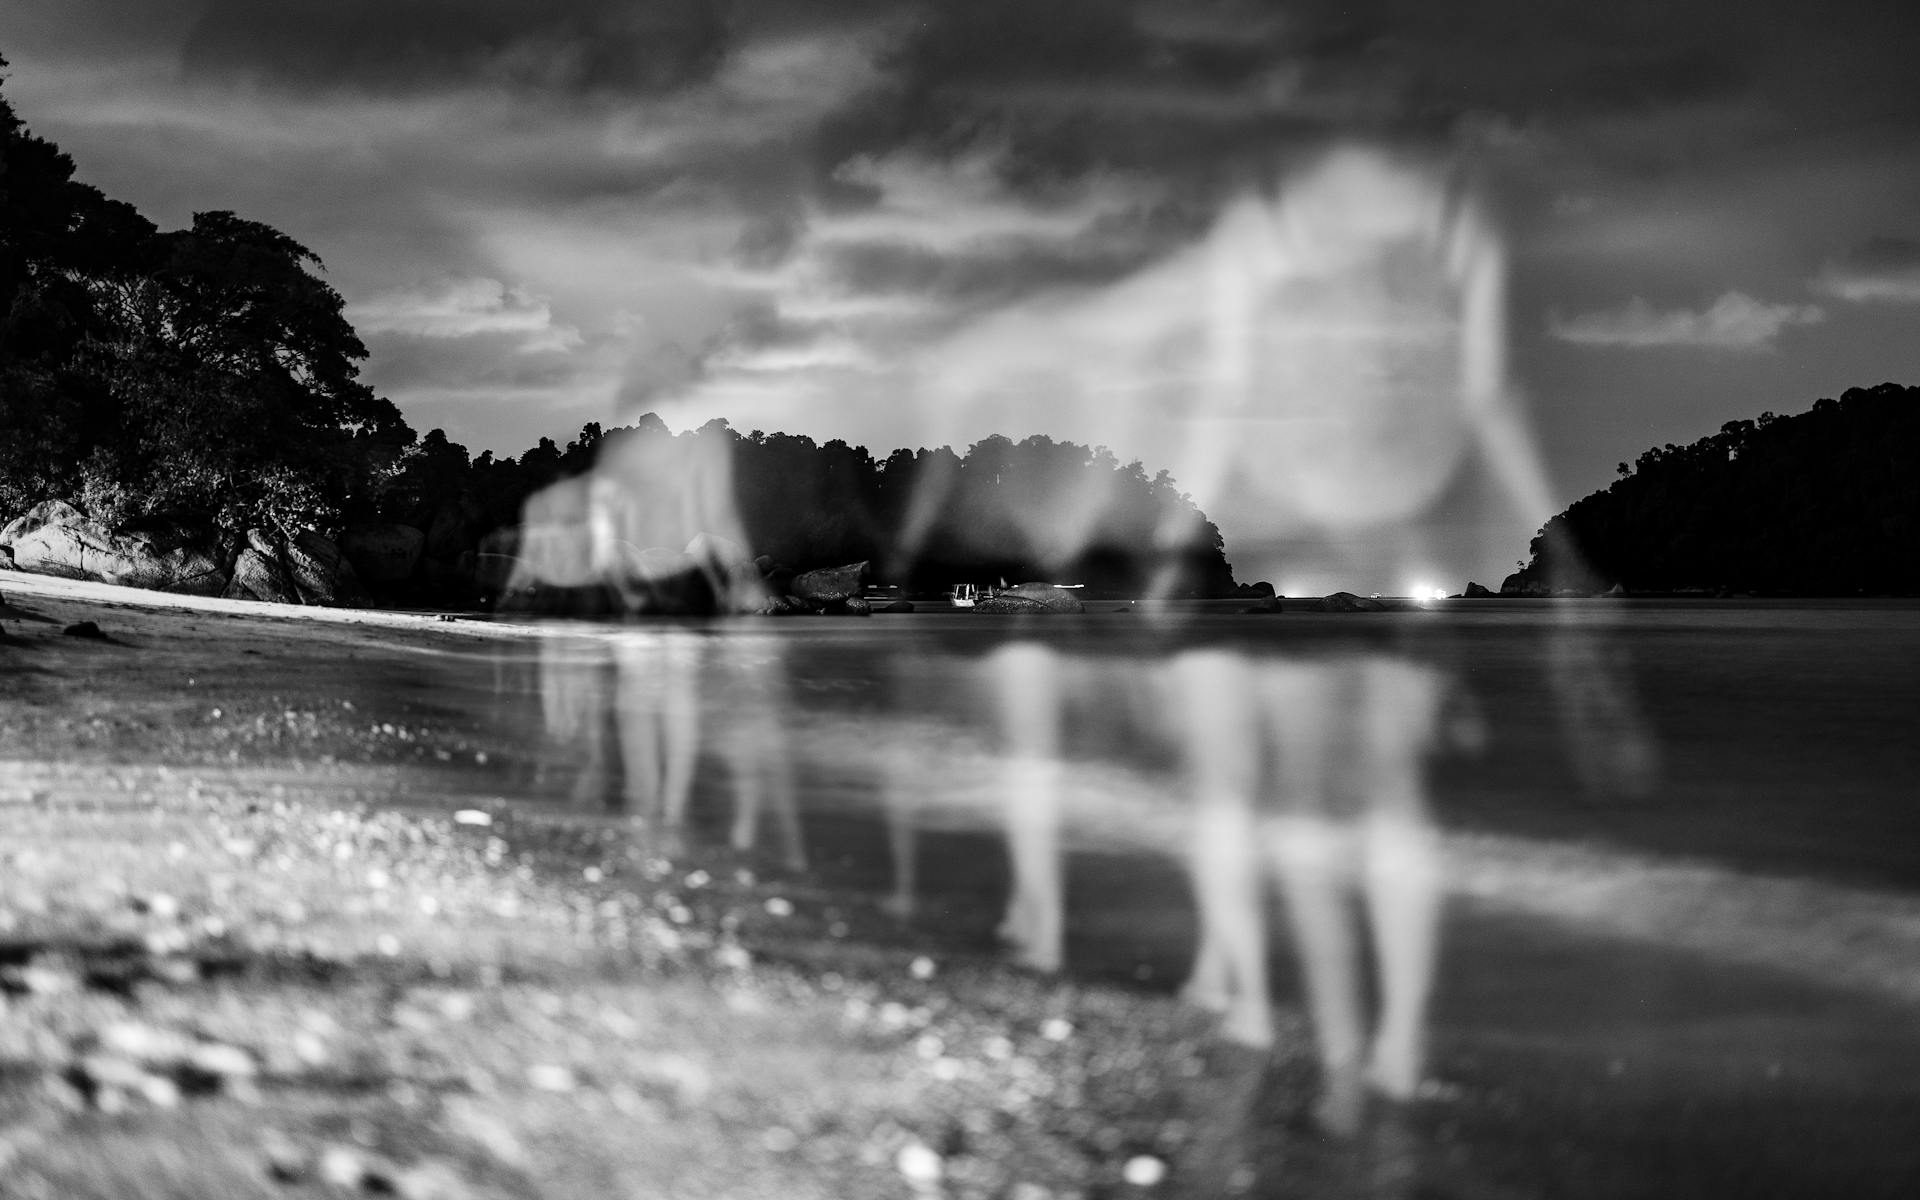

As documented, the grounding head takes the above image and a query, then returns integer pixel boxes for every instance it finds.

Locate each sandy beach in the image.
[0,573,1351,1200]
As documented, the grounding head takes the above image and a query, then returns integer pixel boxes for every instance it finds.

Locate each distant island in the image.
[1505,383,1920,597]
[0,64,1234,609]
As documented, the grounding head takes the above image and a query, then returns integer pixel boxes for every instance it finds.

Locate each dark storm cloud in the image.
[181,0,731,97]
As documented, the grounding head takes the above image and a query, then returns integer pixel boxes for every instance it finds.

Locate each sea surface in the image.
[432,599,1920,1197]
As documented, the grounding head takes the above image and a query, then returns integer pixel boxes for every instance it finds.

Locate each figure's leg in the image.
[655,637,703,853]
[1355,661,1446,1101]
[1263,667,1366,1134]
[1170,650,1272,1047]
[989,643,1066,973]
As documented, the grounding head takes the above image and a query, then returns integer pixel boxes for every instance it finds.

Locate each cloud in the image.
[1547,291,1824,350]
[349,277,582,353]
[1813,237,1920,303]
[180,0,730,98]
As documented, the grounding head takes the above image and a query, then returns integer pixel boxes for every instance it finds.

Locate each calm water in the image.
[440,600,1920,1198]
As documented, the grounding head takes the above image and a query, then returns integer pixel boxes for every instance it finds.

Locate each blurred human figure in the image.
[1182,653,1450,1134]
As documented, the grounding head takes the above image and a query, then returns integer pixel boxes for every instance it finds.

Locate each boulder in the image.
[0,499,87,549]
[283,530,370,606]
[1463,581,1494,598]
[1323,591,1387,612]
[223,547,300,604]
[985,582,1083,614]
[791,562,869,609]
[973,594,1054,614]
[8,516,232,595]
[338,523,425,583]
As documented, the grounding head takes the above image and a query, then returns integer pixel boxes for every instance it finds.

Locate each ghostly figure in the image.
[506,426,764,614]
[1171,650,1451,1135]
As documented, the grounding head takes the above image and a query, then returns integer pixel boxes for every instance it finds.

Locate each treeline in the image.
[415,418,1235,597]
[0,62,1232,599]
[1511,383,1920,595]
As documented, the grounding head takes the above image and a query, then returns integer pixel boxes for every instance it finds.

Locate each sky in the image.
[7,0,1920,592]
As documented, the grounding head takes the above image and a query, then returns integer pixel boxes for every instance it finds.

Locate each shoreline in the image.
[7,578,1920,1196]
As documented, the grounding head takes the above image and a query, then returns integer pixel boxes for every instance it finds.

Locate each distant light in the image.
[1411,584,1449,602]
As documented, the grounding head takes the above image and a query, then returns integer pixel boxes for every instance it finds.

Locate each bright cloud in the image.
[349,277,582,353]
[1813,237,1920,303]
[1547,291,1825,350]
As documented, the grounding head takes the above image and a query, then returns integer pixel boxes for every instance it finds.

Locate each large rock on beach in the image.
[222,529,368,606]
[339,524,425,583]
[224,547,299,604]
[8,515,232,595]
[975,582,1084,614]
[791,562,869,608]
[282,530,370,605]
[0,499,87,549]
[1463,581,1494,598]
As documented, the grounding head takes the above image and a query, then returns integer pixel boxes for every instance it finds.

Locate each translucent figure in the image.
[1171,651,1451,1135]
[986,642,1068,973]
[506,426,764,614]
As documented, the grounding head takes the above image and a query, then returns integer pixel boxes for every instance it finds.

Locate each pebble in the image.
[453,809,492,827]
[318,1145,368,1189]
[188,1042,258,1079]
[763,897,793,918]
[527,1063,577,1092]
[895,1139,944,1188]
[1122,1156,1167,1187]
[909,956,937,980]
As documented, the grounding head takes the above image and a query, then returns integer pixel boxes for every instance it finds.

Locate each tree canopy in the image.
[1512,383,1920,595]
[1,58,409,532]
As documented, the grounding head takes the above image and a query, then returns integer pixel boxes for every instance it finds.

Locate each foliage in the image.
[1514,384,1920,595]
[1,61,409,534]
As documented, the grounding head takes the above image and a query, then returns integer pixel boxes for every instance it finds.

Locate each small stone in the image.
[188,1042,258,1079]
[134,893,181,920]
[1122,1156,1167,1187]
[909,956,936,980]
[1041,1018,1074,1042]
[138,1074,182,1108]
[763,897,793,918]
[454,809,492,827]
[62,620,106,639]
[318,1145,367,1189]
[527,1063,576,1092]
[895,1139,944,1188]
[376,934,402,957]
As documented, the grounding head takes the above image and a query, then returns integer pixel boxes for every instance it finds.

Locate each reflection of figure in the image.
[706,632,808,871]
[610,631,702,842]
[536,634,619,806]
